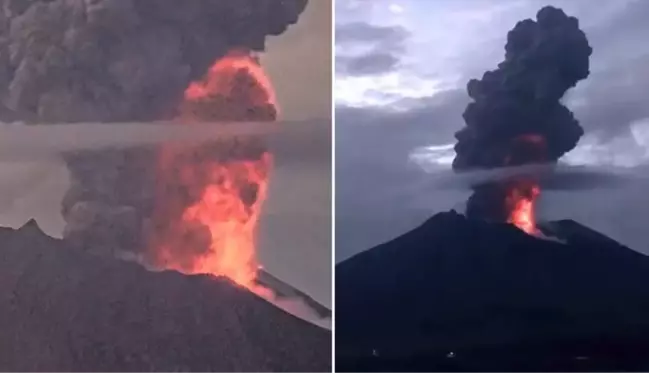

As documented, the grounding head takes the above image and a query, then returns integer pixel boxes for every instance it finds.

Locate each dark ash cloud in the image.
[0,0,307,123]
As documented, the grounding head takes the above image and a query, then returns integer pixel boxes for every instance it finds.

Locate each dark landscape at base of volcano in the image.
[336,210,649,372]
[0,220,330,372]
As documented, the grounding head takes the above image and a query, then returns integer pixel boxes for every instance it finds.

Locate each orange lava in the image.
[185,50,277,108]
[150,50,277,293]
[500,134,544,234]
[505,181,540,234]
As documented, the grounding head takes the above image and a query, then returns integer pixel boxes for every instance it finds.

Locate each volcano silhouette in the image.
[336,211,649,371]
[0,220,330,372]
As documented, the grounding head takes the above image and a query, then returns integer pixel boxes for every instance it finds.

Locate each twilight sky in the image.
[336,0,649,260]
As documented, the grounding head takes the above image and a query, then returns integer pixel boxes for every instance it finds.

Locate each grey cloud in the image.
[336,51,399,76]
[336,22,410,47]
[336,89,468,151]
[571,54,649,137]
[569,0,649,136]
[336,22,410,76]
[585,0,649,45]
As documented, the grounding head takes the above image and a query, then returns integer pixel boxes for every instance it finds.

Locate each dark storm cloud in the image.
[336,22,410,76]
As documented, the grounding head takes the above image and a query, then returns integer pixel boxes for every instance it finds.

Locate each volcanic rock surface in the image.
[0,219,330,372]
[336,211,649,371]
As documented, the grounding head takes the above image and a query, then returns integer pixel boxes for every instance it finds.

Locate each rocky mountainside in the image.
[336,210,649,371]
[0,219,330,372]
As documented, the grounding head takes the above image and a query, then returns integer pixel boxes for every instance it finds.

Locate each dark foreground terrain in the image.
[336,210,649,371]
[0,220,330,372]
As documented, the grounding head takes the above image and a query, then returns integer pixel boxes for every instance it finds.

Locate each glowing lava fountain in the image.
[505,180,540,235]
[149,50,277,294]
[503,135,544,235]
[463,134,545,235]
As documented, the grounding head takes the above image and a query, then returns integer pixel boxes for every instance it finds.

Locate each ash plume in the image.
[452,6,592,222]
[0,0,306,122]
[0,0,308,261]
[453,6,592,171]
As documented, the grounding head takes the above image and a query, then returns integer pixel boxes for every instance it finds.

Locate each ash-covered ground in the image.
[0,219,330,372]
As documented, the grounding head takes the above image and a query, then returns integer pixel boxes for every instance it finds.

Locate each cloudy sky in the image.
[336,0,649,260]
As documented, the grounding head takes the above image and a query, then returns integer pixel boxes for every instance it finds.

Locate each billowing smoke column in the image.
[0,0,307,285]
[452,6,592,229]
[0,0,305,122]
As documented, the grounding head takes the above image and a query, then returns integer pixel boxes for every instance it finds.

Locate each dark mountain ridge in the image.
[0,219,330,372]
[336,211,649,371]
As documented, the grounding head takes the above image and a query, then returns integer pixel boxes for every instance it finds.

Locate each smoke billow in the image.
[0,0,306,122]
[453,6,592,171]
[0,0,308,260]
[452,6,592,223]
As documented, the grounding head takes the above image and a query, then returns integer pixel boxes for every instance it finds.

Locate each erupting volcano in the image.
[335,6,649,371]
[0,1,333,370]
[150,51,277,293]
[503,135,545,233]
[505,180,540,234]
[453,6,592,232]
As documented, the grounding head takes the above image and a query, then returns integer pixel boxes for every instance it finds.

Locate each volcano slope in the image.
[0,220,330,372]
[336,211,649,371]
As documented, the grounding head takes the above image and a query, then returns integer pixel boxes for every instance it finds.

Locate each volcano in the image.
[0,219,330,371]
[0,0,316,298]
[335,211,649,371]
[0,2,331,370]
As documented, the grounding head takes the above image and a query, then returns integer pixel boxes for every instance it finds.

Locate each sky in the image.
[336,0,649,260]
[260,0,332,306]
[0,1,332,309]
[262,0,332,121]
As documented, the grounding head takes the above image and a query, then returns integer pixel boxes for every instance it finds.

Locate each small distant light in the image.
[575,356,589,361]
[372,349,379,357]
[447,351,456,358]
